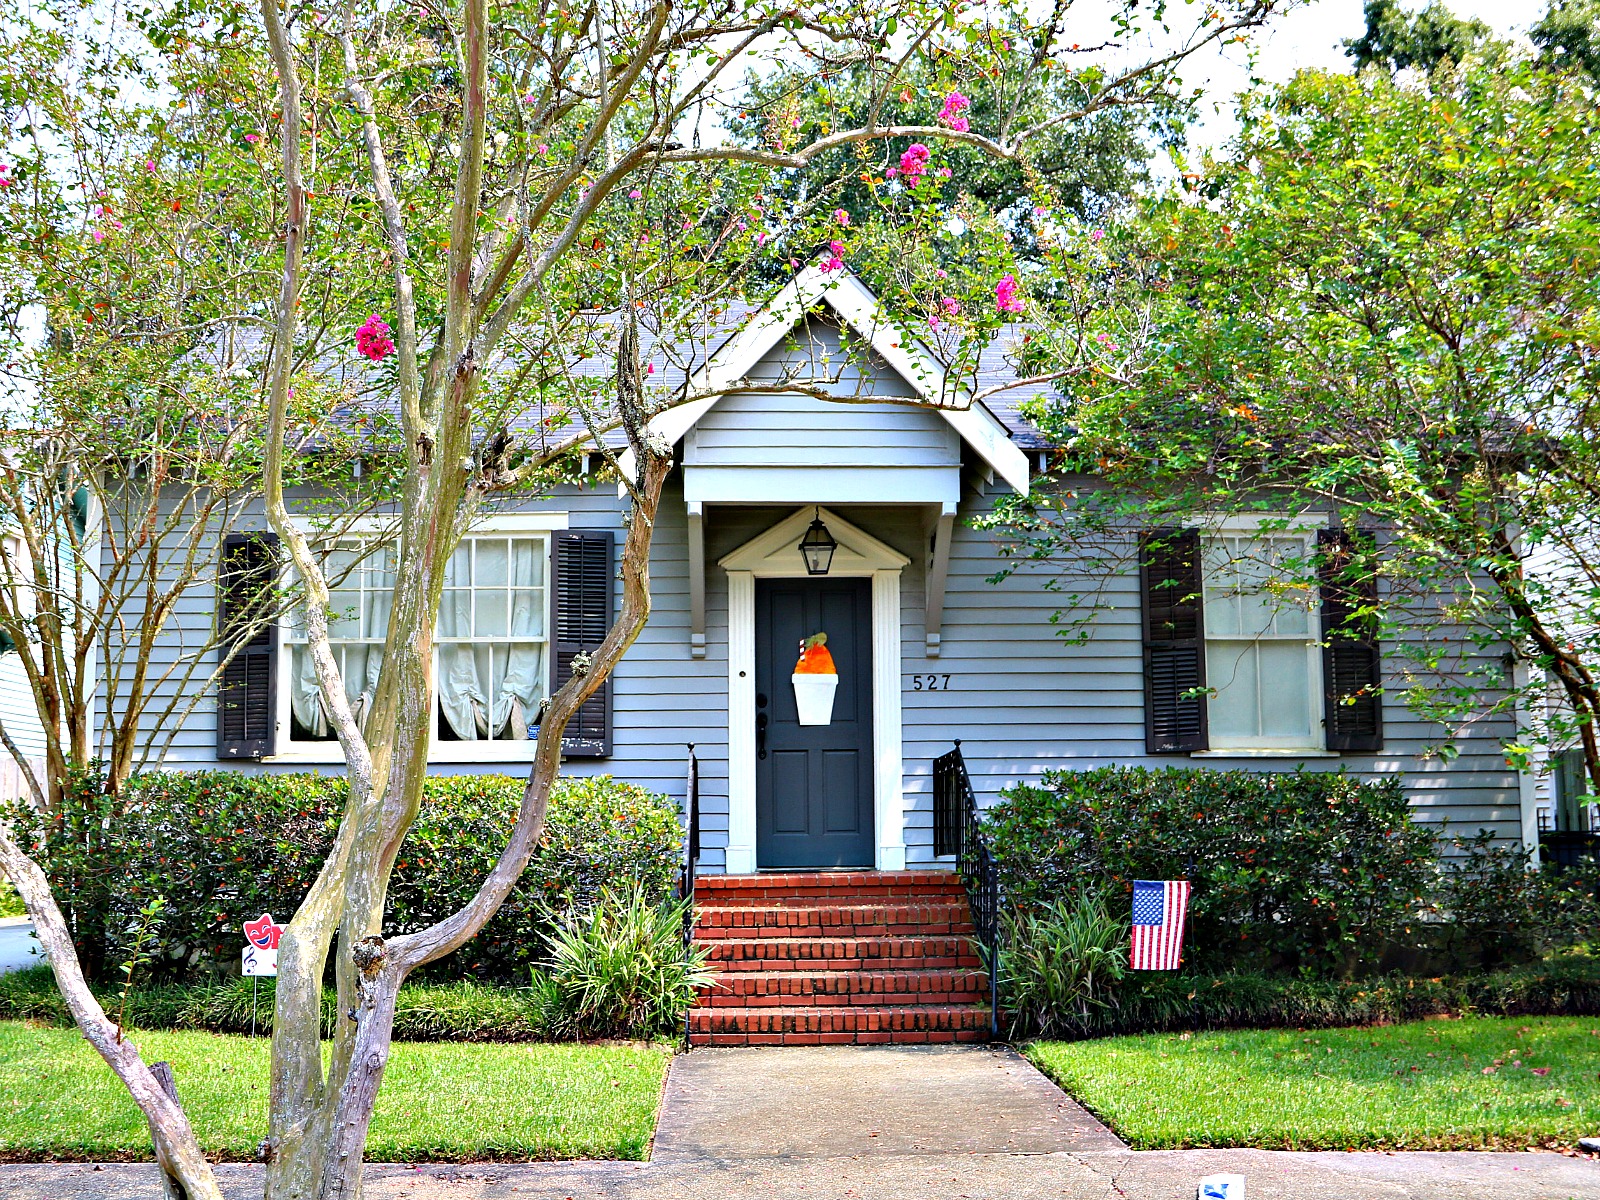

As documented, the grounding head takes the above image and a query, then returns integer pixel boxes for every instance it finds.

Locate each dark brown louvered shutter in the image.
[1319,528,1383,752]
[1140,528,1208,754]
[217,532,280,759]
[553,529,614,758]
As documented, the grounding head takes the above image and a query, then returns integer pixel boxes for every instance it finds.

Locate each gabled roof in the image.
[630,263,1031,494]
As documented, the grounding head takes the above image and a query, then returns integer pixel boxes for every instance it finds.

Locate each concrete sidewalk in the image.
[4,1150,1597,1199]
[2,1044,1597,1198]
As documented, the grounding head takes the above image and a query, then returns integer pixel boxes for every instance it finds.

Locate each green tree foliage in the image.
[989,59,1600,786]
[1532,0,1600,84]
[1343,0,1502,73]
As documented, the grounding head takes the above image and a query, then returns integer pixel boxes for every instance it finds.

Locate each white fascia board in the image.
[683,465,960,507]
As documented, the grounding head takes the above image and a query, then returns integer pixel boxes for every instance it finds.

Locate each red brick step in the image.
[688,870,994,1046]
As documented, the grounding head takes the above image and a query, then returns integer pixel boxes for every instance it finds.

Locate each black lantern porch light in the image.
[798,509,838,576]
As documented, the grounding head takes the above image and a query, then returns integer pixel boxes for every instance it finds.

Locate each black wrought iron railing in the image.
[1541,830,1600,869]
[934,741,1001,1039]
[680,743,700,1046]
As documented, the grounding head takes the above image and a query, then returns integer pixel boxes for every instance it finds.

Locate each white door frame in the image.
[719,507,910,874]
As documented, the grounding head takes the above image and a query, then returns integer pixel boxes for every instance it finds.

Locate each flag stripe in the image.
[1130,879,1189,971]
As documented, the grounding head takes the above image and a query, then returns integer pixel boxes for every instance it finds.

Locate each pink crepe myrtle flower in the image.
[934,268,948,279]
[899,143,931,187]
[941,296,960,317]
[820,241,846,272]
[833,208,850,226]
[629,188,642,199]
[928,315,942,330]
[646,362,656,375]
[244,132,260,144]
[756,231,768,246]
[355,314,395,362]
[995,273,1024,316]
[0,163,11,188]
[537,143,549,156]
[885,166,899,179]
[1090,228,1105,242]
[91,228,106,243]
[937,91,970,133]
[146,161,157,173]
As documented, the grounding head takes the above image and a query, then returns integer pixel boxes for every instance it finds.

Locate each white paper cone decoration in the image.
[792,673,838,725]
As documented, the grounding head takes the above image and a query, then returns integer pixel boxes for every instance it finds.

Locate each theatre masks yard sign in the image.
[242,912,284,976]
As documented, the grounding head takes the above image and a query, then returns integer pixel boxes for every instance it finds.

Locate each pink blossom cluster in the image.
[834,208,850,226]
[356,314,395,361]
[896,143,931,187]
[937,91,970,133]
[0,163,13,189]
[90,204,124,243]
[995,273,1024,316]
[820,240,846,272]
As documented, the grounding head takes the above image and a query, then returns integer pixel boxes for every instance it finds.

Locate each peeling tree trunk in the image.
[0,833,223,1200]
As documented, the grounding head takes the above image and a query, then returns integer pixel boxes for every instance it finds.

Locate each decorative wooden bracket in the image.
[924,501,955,657]
[688,500,706,658]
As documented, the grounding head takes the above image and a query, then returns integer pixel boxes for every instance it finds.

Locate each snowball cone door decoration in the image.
[792,631,838,725]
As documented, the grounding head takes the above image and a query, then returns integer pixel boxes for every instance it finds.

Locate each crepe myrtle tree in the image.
[2,0,1287,1192]
[984,58,1600,788]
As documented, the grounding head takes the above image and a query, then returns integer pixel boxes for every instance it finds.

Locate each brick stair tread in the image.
[690,1004,992,1030]
[689,1029,990,1045]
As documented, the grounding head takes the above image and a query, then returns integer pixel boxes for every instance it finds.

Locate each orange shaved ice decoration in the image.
[794,632,836,674]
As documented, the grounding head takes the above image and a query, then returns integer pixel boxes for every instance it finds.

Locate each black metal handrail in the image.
[1540,830,1599,869]
[680,743,700,1046]
[934,741,1001,1039]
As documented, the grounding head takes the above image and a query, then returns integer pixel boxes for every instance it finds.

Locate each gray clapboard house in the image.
[171,263,1532,878]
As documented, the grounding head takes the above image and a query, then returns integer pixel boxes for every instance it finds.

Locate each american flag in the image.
[1130,879,1190,971]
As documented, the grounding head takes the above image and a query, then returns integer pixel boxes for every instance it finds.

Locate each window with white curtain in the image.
[435,535,547,743]
[284,532,549,754]
[1202,533,1323,751]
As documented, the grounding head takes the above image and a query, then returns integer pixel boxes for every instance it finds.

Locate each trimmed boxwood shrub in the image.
[7,769,681,984]
[986,767,1437,977]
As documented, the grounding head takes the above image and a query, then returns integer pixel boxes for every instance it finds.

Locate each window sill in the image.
[266,743,540,765]
[1191,749,1341,759]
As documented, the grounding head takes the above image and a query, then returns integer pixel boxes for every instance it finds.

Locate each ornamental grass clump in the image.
[1001,890,1128,1039]
[538,885,716,1040]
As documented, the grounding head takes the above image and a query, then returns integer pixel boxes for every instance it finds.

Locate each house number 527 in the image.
[910,674,954,691]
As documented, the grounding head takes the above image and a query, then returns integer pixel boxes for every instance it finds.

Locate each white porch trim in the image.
[719,507,910,873]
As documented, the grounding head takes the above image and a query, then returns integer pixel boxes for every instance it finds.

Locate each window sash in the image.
[1202,533,1324,750]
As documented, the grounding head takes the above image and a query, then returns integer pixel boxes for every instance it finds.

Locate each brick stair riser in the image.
[703,970,988,1002]
[689,1006,991,1034]
[702,888,968,906]
[697,903,971,928]
[689,1030,990,1046]
[706,938,981,969]
[695,922,973,941]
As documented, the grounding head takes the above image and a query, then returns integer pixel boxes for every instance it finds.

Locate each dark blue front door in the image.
[755,578,874,869]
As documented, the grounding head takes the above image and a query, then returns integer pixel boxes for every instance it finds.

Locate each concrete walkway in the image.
[1,1044,1597,1198]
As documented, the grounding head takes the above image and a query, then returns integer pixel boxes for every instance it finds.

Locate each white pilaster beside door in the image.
[725,569,758,875]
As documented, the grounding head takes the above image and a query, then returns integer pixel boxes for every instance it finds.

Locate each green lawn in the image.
[0,1021,671,1161]
[1026,1016,1600,1151]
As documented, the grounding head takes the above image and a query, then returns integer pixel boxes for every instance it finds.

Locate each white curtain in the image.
[290,644,383,736]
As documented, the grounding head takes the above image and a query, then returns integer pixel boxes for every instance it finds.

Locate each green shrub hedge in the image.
[7,770,681,984]
[1033,952,1600,1039]
[987,766,1436,977]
